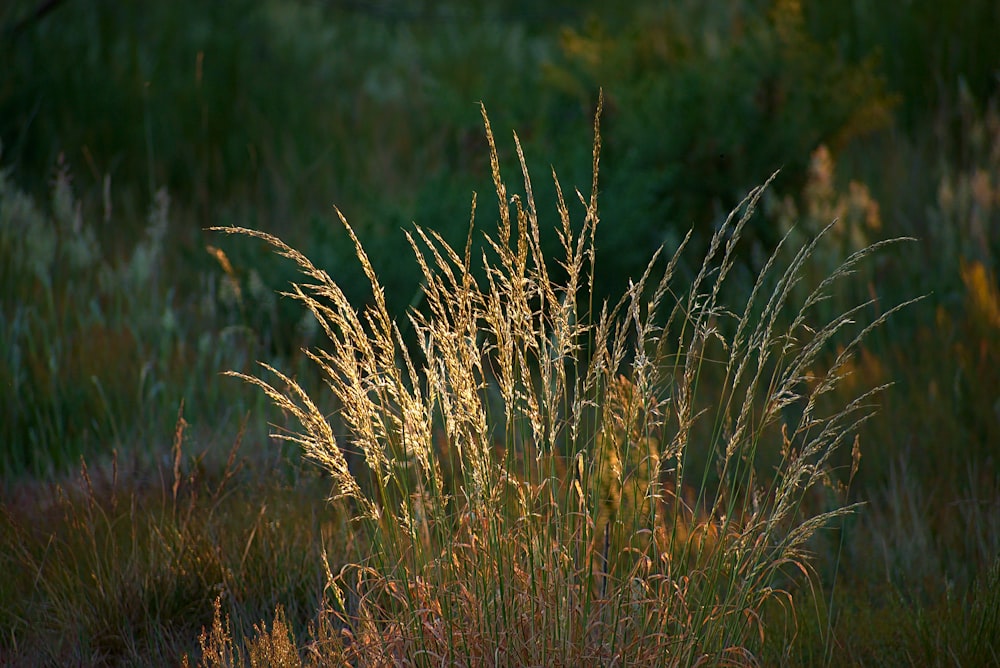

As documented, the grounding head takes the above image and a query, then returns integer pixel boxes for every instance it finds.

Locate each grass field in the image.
[2,1,998,665]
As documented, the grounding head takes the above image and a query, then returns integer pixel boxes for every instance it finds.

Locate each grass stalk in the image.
[212,97,906,665]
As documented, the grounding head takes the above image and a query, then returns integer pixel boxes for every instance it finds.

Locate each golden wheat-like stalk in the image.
[211,93,909,665]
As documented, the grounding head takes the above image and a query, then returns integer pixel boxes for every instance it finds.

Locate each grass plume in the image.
[209,97,910,665]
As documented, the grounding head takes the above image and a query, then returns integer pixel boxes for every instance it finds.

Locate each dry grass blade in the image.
[217,98,909,666]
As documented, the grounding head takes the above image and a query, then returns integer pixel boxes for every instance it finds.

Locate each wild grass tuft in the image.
[207,98,910,665]
[0,410,344,666]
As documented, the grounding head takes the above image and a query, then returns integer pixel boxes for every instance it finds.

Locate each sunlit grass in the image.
[191,99,919,665]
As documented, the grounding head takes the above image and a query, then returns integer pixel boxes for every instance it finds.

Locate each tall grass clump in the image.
[212,98,910,665]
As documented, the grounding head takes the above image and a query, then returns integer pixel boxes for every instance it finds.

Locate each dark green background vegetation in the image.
[2,0,998,663]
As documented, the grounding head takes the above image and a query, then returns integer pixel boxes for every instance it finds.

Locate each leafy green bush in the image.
[802,0,1000,129]
[544,0,895,294]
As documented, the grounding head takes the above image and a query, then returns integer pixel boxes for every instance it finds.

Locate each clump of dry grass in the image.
[0,408,343,666]
[210,96,911,665]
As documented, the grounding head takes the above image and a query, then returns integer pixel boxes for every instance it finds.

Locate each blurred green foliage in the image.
[0,0,906,310]
[544,0,895,289]
[1,0,997,476]
[802,0,1000,130]
[0,159,276,476]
